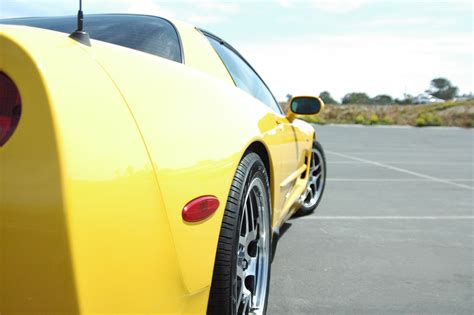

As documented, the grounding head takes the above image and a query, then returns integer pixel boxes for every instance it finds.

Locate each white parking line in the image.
[299,216,474,220]
[329,161,473,165]
[326,150,474,190]
[323,124,468,130]
[327,179,474,183]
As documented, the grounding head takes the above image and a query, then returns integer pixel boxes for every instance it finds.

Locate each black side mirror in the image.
[290,96,324,115]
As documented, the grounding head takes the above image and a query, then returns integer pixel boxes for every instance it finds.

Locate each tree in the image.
[342,92,370,104]
[429,78,458,100]
[319,91,338,104]
[371,94,393,105]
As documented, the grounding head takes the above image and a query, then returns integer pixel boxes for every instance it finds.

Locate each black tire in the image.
[207,152,272,315]
[297,140,326,215]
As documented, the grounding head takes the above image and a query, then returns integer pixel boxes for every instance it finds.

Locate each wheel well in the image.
[245,141,270,181]
[245,141,277,258]
[245,141,274,217]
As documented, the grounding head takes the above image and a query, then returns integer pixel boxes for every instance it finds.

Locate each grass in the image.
[281,100,474,128]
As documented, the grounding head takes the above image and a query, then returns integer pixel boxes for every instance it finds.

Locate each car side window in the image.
[206,36,282,114]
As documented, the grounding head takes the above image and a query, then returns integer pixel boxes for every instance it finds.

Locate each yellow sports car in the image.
[0,13,326,315]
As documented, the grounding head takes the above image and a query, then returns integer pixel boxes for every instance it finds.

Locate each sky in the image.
[1,0,472,102]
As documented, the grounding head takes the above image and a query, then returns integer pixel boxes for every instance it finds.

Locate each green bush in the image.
[382,116,394,125]
[312,116,327,125]
[301,115,326,125]
[369,114,379,125]
[425,113,434,123]
[415,117,427,126]
[416,113,442,127]
[355,114,365,124]
[431,116,442,126]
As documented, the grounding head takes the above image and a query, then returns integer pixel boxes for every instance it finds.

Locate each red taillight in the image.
[182,196,220,222]
[0,72,22,147]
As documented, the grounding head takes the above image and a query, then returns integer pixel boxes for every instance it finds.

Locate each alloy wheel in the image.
[234,177,270,315]
[302,147,325,209]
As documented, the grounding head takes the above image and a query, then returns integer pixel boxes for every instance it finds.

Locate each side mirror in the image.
[286,96,324,122]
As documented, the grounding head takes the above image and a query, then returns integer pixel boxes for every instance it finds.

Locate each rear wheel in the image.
[298,140,326,215]
[208,153,271,315]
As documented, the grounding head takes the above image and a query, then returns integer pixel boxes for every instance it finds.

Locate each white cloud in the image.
[126,0,176,19]
[197,2,240,13]
[188,14,225,25]
[280,0,472,13]
[180,0,240,14]
[184,0,240,25]
[310,0,374,13]
[236,33,473,101]
[276,0,373,12]
[367,17,441,27]
[277,0,294,7]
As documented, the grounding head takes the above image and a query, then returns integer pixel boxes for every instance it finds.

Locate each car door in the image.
[203,33,300,223]
[274,116,302,216]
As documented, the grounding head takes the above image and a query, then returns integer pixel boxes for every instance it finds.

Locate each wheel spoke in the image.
[248,192,255,232]
[239,235,246,247]
[235,279,244,313]
[303,186,310,199]
[307,186,314,201]
[247,229,257,244]
[247,257,258,277]
[244,202,250,235]
[241,287,251,313]
[314,172,321,181]
[310,175,318,186]
[313,163,321,173]
[236,291,242,313]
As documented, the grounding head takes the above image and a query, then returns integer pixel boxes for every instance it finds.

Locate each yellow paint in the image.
[173,20,235,85]
[0,17,318,313]
[280,164,307,188]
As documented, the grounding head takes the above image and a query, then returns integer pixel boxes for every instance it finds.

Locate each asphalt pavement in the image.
[268,124,473,314]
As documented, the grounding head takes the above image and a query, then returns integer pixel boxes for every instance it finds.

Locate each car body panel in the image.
[0,27,79,312]
[0,16,316,313]
[1,26,188,313]
[173,20,235,86]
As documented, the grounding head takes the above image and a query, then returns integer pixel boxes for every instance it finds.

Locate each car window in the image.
[0,14,182,63]
[206,35,282,114]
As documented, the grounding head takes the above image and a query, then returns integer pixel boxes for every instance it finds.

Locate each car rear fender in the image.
[0,26,191,313]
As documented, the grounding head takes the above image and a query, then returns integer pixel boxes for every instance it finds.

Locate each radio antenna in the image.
[69,0,91,46]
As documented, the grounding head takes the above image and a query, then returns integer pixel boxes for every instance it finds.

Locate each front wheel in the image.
[298,140,326,215]
[207,152,272,315]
